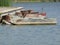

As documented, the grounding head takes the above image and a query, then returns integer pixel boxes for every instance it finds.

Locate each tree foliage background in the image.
[0,0,12,6]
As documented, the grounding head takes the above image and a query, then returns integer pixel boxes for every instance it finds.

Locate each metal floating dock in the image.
[0,7,23,17]
[0,7,23,14]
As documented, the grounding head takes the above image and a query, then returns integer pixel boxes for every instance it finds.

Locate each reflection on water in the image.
[0,2,60,45]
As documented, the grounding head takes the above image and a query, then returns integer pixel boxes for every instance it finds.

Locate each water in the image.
[0,2,60,45]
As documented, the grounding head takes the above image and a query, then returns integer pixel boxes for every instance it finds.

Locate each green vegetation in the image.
[0,0,12,6]
[0,0,59,7]
[14,0,60,2]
